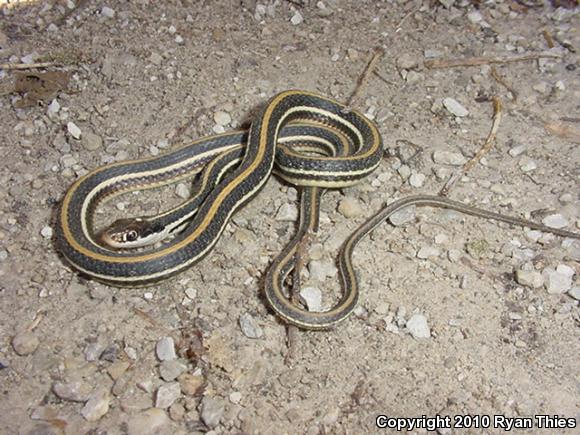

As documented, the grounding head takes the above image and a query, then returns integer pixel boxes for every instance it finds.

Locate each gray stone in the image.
[542,214,569,229]
[406,314,430,339]
[389,205,416,226]
[200,396,225,429]
[67,121,81,139]
[417,246,440,259]
[81,388,110,421]
[155,382,181,408]
[442,98,469,117]
[433,151,467,166]
[81,131,103,151]
[159,360,188,382]
[300,286,323,312]
[239,313,263,339]
[12,331,39,356]
[515,270,544,288]
[53,381,93,402]
[127,408,170,435]
[275,203,298,221]
[156,337,177,361]
[338,197,364,218]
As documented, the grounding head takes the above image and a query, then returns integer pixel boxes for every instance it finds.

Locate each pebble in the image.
[532,82,551,94]
[81,388,110,421]
[156,337,177,361]
[200,396,225,429]
[300,286,323,312]
[397,53,419,70]
[67,121,81,139]
[107,360,130,380]
[239,313,263,339]
[169,402,185,421]
[149,52,163,65]
[100,343,120,362]
[338,197,364,218]
[467,10,483,24]
[519,159,537,172]
[127,408,170,435]
[508,144,527,157]
[406,314,430,339]
[184,287,197,300]
[47,99,60,117]
[12,331,40,356]
[442,98,469,117]
[155,382,181,408]
[175,183,190,199]
[409,173,425,187]
[308,260,336,281]
[178,373,204,396]
[41,226,53,239]
[53,381,93,402]
[397,164,411,180]
[290,11,303,25]
[84,341,106,362]
[417,246,440,259]
[81,131,103,151]
[559,193,573,204]
[542,214,568,229]
[160,359,188,382]
[544,267,573,294]
[229,391,242,404]
[433,151,467,166]
[101,6,115,18]
[213,111,231,126]
[568,286,580,300]
[435,234,448,244]
[515,270,544,288]
[275,203,298,221]
[389,205,416,226]
[374,302,390,315]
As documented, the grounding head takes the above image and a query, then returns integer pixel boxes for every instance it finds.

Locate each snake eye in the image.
[125,230,139,242]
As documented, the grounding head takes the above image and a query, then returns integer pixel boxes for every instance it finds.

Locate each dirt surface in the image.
[1,1,579,434]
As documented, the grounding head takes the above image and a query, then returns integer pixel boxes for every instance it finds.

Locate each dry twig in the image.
[490,66,518,101]
[345,47,384,110]
[439,97,503,196]
[424,52,561,69]
[0,62,60,70]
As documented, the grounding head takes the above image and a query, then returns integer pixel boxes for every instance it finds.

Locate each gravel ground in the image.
[1,1,579,434]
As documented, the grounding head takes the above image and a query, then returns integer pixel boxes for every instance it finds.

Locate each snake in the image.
[55,90,580,329]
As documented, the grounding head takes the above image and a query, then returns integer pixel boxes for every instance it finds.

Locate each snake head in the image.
[99,218,165,249]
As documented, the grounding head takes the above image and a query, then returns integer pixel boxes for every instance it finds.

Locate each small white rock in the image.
[184,288,197,300]
[101,6,115,18]
[175,183,190,199]
[67,121,81,139]
[239,313,263,339]
[389,205,416,226]
[41,226,53,238]
[156,337,177,361]
[519,159,537,172]
[300,286,323,312]
[213,111,231,126]
[229,391,242,404]
[409,173,425,187]
[417,246,440,259]
[467,11,483,24]
[275,203,298,221]
[508,144,527,157]
[81,388,110,422]
[338,197,364,218]
[442,98,469,117]
[568,286,580,300]
[406,314,430,339]
[290,11,303,25]
[433,150,467,166]
[155,382,181,409]
[542,214,568,229]
[47,99,60,116]
[515,270,544,288]
[544,268,572,294]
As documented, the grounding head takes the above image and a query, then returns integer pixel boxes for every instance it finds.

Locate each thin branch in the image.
[344,47,384,110]
[425,52,561,69]
[439,97,503,196]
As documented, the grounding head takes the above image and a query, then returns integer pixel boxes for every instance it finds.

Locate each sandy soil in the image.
[0,1,579,434]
